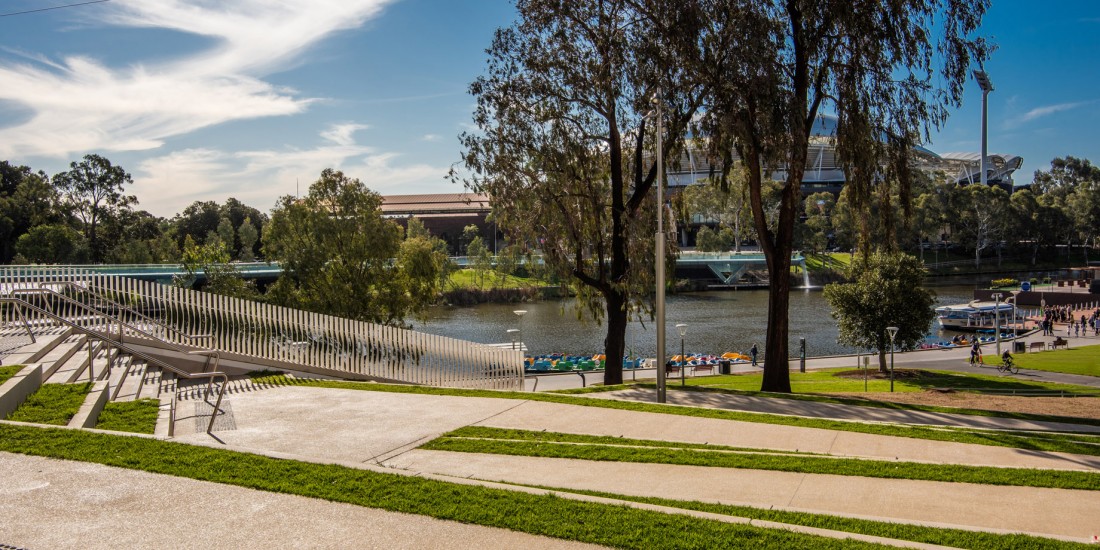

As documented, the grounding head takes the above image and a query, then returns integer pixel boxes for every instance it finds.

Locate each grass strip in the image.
[95,398,159,434]
[447,425,820,456]
[0,423,886,550]
[524,485,1091,550]
[5,382,91,425]
[424,432,1100,491]
[0,364,23,386]
[658,383,1100,428]
[250,374,1100,457]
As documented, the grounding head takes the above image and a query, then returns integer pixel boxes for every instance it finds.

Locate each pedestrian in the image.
[750,343,758,367]
[969,339,982,365]
[1075,322,1080,337]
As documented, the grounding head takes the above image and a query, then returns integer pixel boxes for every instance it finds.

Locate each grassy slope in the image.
[988,346,1100,378]
[95,399,159,434]
[0,423,884,550]
[684,368,1095,394]
[0,364,24,386]
[5,382,91,425]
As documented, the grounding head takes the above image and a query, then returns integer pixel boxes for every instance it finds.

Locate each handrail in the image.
[44,281,214,345]
[1,300,37,344]
[0,296,228,434]
[10,287,221,373]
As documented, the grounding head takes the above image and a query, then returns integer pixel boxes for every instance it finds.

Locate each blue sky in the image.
[0,1,1097,217]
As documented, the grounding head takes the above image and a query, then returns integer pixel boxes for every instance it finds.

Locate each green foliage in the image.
[51,154,136,263]
[5,382,92,425]
[0,161,59,263]
[237,217,258,261]
[991,278,1018,289]
[15,224,88,264]
[95,399,159,434]
[263,168,436,325]
[824,252,936,369]
[694,226,734,252]
[175,236,257,299]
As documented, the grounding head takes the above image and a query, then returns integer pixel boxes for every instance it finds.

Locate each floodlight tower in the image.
[973,70,994,187]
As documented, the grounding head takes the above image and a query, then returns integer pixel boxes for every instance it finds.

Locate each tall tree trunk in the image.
[878,348,888,373]
[761,255,793,391]
[603,289,627,385]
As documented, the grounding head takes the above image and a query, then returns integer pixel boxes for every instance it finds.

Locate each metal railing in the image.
[46,280,215,345]
[0,296,228,434]
[0,266,524,390]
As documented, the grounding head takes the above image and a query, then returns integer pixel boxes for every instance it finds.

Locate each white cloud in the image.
[1021,101,1090,122]
[421,133,441,142]
[0,0,394,158]
[321,123,371,146]
[134,124,454,216]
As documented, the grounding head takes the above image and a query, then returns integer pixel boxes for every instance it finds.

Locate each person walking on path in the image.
[750,343,759,367]
[970,339,983,365]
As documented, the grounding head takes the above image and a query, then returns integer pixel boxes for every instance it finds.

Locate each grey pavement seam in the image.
[785,472,809,508]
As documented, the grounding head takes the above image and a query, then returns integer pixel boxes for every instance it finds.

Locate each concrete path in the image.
[592,386,1100,433]
[163,385,1100,541]
[0,451,600,550]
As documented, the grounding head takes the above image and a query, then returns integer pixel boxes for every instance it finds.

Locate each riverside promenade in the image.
[5,376,1100,547]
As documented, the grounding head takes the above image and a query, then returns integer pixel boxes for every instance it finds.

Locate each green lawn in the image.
[685,368,1094,394]
[0,423,886,550]
[0,364,24,386]
[95,398,159,434]
[988,346,1100,378]
[5,382,92,425]
[447,269,543,291]
[425,427,1100,491]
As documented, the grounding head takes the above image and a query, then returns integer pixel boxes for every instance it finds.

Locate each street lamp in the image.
[886,326,899,392]
[506,328,520,350]
[676,323,687,387]
[652,91,668,404]
[973,69,994,187]
[1009,290,1021,335]
[991,292,1003,355]
[513,310,527,352]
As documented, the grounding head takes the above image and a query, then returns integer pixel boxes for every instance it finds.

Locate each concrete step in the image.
[1,328,73,366]
[104,354,135,400]
[46,340,106,384]
[37,334,88,381]
[110,358,151,402]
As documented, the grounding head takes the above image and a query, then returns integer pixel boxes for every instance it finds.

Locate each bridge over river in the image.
[11,252,806,287]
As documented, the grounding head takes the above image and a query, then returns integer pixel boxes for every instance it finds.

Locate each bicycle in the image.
[997,355,1019,375]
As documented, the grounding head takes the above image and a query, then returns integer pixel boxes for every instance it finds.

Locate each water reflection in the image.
[412,286,978,358]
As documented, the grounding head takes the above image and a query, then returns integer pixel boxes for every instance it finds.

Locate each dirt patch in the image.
[824,391,1100,420]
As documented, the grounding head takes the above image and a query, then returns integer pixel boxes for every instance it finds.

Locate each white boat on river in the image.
[935,301,1015,331]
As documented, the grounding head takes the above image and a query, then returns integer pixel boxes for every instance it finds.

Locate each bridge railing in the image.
[0,266,524,391]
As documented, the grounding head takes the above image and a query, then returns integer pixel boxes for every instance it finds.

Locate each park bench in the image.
[1050,338,1069,350]
[692,363,715,375]
[1028,341,1046,352]
[665,363,681,375]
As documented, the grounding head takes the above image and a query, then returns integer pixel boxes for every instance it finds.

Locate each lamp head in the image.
[973,69,994,93]
[886,326,899,340]
[675,323,688,337]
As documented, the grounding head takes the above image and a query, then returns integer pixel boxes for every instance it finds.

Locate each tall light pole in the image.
[1009,290,1021,335]
[653,91,667,404]
[513,310,527,352]
[974,70,994,187]
[991,292,1003,355]
[887,326,899,393]
[676,323,687,387]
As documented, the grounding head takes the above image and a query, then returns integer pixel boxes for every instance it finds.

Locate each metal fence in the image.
[0,266,524,390]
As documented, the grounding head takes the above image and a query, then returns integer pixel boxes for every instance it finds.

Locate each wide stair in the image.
[0,330,236,437]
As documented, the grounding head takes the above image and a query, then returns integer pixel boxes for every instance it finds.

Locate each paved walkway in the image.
[0,451,600,550]
[160,386,1099,542]
[7,383,1100,546]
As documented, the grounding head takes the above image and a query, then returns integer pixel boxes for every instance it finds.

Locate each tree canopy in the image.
[51,154,136,263]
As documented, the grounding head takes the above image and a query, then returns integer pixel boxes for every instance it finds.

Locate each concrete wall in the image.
[0,364,43,420]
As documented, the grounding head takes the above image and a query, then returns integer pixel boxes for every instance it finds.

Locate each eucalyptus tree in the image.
[692,0,989,391]
[51,154,136,263]
[458,0,702,384]
[952,184,1009,269]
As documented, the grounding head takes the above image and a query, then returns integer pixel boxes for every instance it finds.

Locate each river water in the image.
[412,285,980,359]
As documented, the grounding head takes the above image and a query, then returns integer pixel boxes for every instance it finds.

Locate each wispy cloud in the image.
[1020,101,1091,122]
[421,133,441,142]
[0,0,394,158]
[134,123,453,216]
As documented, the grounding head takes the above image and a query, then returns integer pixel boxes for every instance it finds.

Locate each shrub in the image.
[991,278,1017,289]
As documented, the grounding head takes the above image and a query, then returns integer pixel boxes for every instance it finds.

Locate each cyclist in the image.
[1001,349,1013,367]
